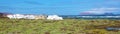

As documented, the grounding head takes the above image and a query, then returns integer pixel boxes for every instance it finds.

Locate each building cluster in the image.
[6,14,63,20]
[47,15,63,20]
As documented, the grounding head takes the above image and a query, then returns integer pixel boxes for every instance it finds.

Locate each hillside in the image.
[0,19,120,34]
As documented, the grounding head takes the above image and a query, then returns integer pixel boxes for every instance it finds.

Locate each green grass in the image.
[0,19,120,34]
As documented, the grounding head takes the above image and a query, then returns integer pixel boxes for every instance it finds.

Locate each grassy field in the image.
[0,19,120,34]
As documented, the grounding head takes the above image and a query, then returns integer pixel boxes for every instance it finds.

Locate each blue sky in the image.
[0,0,120,15]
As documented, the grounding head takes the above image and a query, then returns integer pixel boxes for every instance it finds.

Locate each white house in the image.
[7,14,24,19]
[7,14,36,19]
[7,14,46,19]
[24,15,35,19]
[47,15,63,20]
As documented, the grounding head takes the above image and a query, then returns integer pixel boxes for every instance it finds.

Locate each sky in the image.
[0,0,120,15]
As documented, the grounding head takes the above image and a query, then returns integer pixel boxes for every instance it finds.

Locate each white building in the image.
[7,14,64,20]
[7,14,36,19]
[24,15,35,19]
[7,14,47,20]
[47,15,63,20]
[7,14,24,19]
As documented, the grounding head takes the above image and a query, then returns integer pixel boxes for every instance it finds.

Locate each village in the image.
[0,13,63,20]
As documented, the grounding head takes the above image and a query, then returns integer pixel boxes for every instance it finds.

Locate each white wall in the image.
[7,14,35,19]
[47,15,63,20]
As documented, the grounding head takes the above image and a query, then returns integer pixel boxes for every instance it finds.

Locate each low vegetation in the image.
[0,19,120,34]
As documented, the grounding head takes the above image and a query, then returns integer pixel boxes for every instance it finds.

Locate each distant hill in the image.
[79,13,120,16]
[0,12,12,18]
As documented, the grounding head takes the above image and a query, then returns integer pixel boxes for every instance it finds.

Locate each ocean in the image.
[59,15,120,19]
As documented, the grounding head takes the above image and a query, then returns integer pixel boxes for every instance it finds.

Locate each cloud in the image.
[81,8,120,14]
